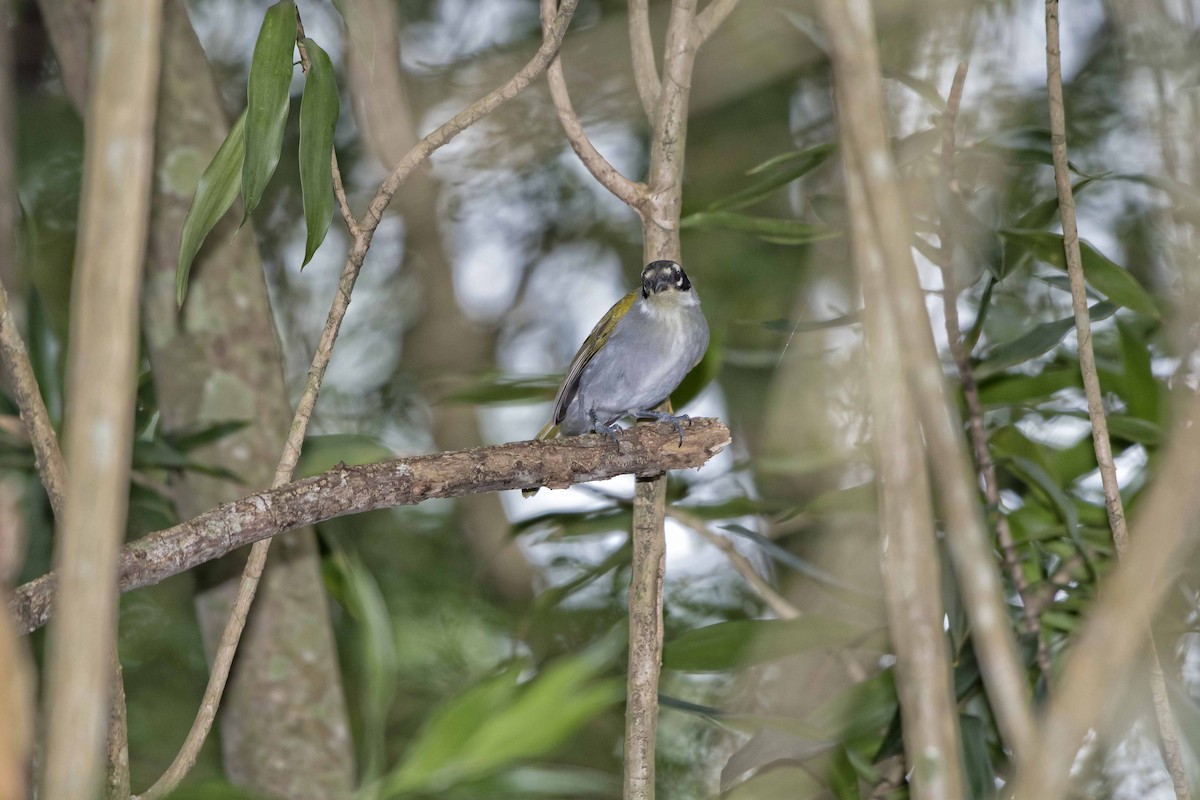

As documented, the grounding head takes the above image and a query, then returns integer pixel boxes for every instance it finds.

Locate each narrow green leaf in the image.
[1000,229,1160,319]
[1116,319,1161,424]
[299,38,339,267]
[176,110,247,307]
[663,616,883,672]
[974,301,1117,380]
[960,715,997,800]
[242,0,297,224]
[1014,178,1098,230]
[977,368,1082,406]
[680,211,842,245]
[331,0,375,73]
[707,143,835,212]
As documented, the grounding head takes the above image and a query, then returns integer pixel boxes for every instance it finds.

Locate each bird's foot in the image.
[633,410,690,446]
[590,412,622,449]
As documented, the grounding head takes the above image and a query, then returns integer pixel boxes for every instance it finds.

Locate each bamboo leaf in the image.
[974,301,1117,380]
[176,110,247,307]
[707,143,835,212]
[299,37,340,267]
[1000,229,1160,319]
[242,0,297,224]
[663,616,882,672]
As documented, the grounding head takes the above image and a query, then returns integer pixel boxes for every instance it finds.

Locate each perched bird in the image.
[536,259,709,445]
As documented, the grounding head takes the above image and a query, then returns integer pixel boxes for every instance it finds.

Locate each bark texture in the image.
[139,2,355,795]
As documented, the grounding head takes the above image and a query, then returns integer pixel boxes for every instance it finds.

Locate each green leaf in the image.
[974,301,1117,380]
[299,38,339,267]
[999,229,1160,319]
[295,434,393,478]
[719,524,864,593]
[1116,319,1161,424]
[977,367,1082,406]
[176,110,247,307]
[960,715,997,800]
[680,211,842,245]
[707,143,836,212]
[381,639,623,796]
[242,0,297,224]
[663,616,883,672]
[331,0,375,74]
[1014,178,1098,230]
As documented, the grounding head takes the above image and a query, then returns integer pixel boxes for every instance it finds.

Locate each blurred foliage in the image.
[8,0,1200,797]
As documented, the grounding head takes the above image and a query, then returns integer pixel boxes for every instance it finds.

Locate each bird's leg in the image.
[632,409,690,446]
[590,410,622,448]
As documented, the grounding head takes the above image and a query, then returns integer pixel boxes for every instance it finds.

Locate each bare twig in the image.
[626,477,667,800]
[669,508,800,618]
[815,0,1035,764]
[934,63,1053,686]
[540,0,646,209]
[693,0,740,45]
[628,0,660,118]
[13,419,730,636]
[1034,2,1190,798]
[37,0,161,797]
[136,5,580,797]
[0,279,66,521]
[104,655,130,800]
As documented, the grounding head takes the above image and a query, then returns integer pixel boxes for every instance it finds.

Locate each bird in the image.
[535,259,709,447]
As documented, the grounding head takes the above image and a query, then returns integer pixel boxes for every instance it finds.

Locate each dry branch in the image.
[1028,1,1189,797]
[12,420,730,636]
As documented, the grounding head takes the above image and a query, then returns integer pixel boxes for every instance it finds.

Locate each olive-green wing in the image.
[550,289,638,427]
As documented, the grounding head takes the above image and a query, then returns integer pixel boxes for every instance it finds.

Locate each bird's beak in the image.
[649,271,676,293]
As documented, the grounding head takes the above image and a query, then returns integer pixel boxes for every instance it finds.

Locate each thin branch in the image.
[539,0,646,209]
[0,278,67,520]
[105,654,130,800]
[136,5,581,797]
[38,0,161,796]
[331,151,357,236]
[669,508,799,619]
[815,0,1036,764]
[628,0,660,119]
[13,420,730,636]
[934,63,1053,686]
[1036,2,1190,798]
[692,0,740,45]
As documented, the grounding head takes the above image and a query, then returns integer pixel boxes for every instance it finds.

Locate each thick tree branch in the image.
[139,5,582,797]
[540,0,647,209]
[12,420,730,636]
[1016,2,1190,798]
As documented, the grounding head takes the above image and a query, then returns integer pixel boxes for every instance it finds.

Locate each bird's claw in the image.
[634,410,691,446]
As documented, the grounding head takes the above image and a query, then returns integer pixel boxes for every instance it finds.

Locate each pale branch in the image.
[12,420,730,636]
[38,0,161,796]
[1036,2,1190,798]
[693,0,740,45]
[0,277,67,520]
[628,0,661,119]
[933,62,1052,685]
[626,476,668,800]
[138,6,583,797]
[668,507,800,619]
[844,131,965,797]
[540,0,647,209]
[814,0,1036,763]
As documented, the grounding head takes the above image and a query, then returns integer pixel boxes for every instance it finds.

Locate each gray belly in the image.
[559,305,707,435]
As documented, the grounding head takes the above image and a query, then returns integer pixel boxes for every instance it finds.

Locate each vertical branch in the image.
[38,1,162,799]
[846,135,966,797]
[625,476,667,800]
[628,0,660,119]
[934,63,1053,686]
[814,0,1036,763]
[1041,2,1190,798]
